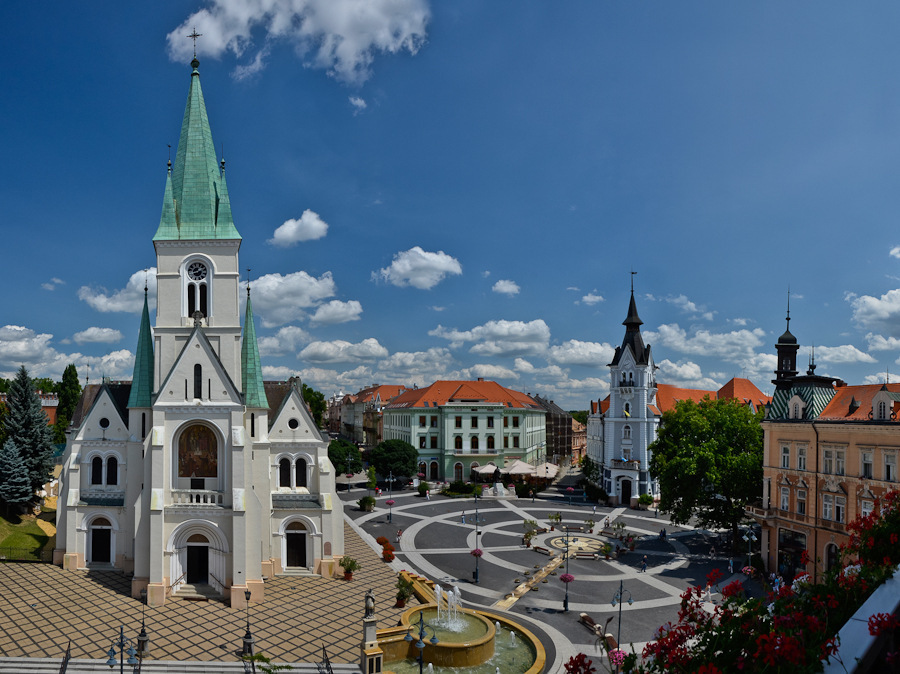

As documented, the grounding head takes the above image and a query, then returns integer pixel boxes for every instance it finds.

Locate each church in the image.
[54,57,343,607]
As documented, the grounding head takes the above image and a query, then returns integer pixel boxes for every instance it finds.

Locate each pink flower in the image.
[607,649,625,667]
[560,573,575,583]
[386,499,395,506]
[471,548,483,557]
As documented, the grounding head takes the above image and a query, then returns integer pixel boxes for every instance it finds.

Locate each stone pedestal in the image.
[146,582,166,608]
[361,617,383,674]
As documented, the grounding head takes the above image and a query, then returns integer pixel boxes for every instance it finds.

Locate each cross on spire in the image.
[187,28,202,58]
[630,269,637,293]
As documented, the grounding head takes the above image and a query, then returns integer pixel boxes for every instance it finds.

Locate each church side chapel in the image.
[54,56,343,607]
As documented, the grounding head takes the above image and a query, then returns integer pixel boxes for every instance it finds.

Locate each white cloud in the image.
[349,96,367,113]
[547,340,615,367]
[866,333,900,351]
[492,280,520,296]
[891,247,900,259]
[72,327,124,345]
[458,364,519,381]
[566,286,579,292]
[0,326,55,364]
[268,209,329,247]
[378,347,451,374]
[644,323,766,362]
[814,345,877,364]
[729,318,749,326]
[300,338,388,363]
[41,278,64,291]
[310,299,363,325]
[78,268,157,313]
[429,319,550,357]
[258,326,310,356]
[514,358,534,373]
[168,0,430,85]
[374,246,462,290]
[251,271,336,327]
[848,289,900,336]
[580,293,603,306]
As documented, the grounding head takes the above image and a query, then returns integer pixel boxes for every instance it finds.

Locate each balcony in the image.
[272,493,321,510]
[610,459,640,471]
[79,490,125,507]
[170,489,225,506]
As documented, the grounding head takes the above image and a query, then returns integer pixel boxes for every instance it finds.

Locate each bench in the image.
[575,551,598,560]
[533,546,553,556]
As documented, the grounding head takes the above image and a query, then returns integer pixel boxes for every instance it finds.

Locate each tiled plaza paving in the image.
[0,522,404,667]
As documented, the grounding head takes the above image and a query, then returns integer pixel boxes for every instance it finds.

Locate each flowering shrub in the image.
[471,548,483,557]
[620,490,900,673]
[608,649,626,667]
[741,566,754,576]
[564,653,597,674]
[560,573,575,584]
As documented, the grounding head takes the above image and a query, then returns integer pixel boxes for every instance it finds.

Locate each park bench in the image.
[532,546,553,556]
[575,551,598,560]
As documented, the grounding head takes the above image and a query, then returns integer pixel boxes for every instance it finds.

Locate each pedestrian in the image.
[662,528,667,541]
[530,489,535,503]
[396,529,402,544]
[641,555,647,573]
[592,504,597,516]
[604,517,610,529]
[426,488,431,501]
[728,558,734,574]
[461,511,466,524]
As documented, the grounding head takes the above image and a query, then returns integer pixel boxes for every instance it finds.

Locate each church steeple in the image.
[773,291,800,390]
[241,283,268,409]
[611,280,650,366]
[153,58,240,241]
[128,283,155,408]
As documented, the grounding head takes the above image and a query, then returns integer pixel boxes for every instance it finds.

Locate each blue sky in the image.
[4,1,900,410]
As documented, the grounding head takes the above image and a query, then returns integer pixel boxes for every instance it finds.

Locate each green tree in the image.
[368,439,418,479]
[569,410,588,425]
[31,377,56,394]
[53,364,82,444]
[2,366,55,498]
[580,455,601,483]
[0,378,10,393]
[648,397,763,547]
[328,439,362,474]
[0,440,32,513]
[301,382,326,427]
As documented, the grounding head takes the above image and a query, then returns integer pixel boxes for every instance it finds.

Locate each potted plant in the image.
[395,575,414,607]
[585,518,595,533]
[357,495,376,512]
[382,541,395,562]
[339,556,360,580]
[523,530,535,547]
[638,493,654,510]
[601,542,612,560]
[548,512,562,530]
[627,536,635,551]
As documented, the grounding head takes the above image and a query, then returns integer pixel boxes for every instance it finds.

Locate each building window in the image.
[780,487,789,511]
[624,403,630,416]
[823,449,833,474]
[91,456,103,485]
[419,437,426,449]
[454,463,463,481]
[797,446,806,470]
[503,436,509,449]
[513,436,520,449]
[512,416,519,428]
[430,416,438,428]
[792,403,800,419]
[193,363,203,400]
[504,417,509,428]
[419,416,426,427]
[781,445,790,469]
[295,458,307,488]
[178,425,217,478]
[430,436,438,449]
[835,450,845,476]
[471,437,479,451]
[878,400,888,420]
[106,457,118,486]
[861,500,874,518]
[279,458,291,488]
[797,489,806,515]
[454,436,463,450]
[862,451,873,479]
[886,454,897,482]
[822,494,833,521]
[487,435,495,450]
[487,416,494,428]
[471,416,478,429]
[835,496,845,523]
[623,425,632,440]
[455,416,462,428]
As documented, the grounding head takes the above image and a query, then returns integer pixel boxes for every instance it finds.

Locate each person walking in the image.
[396,529,402,544]
[640,555,648,573]
[728,558,734,574]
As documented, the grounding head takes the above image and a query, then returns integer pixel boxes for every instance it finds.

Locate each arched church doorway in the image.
[186,533,209,584]
[285,521,308,568]
[90,517,112,564]
[620,479,633,505]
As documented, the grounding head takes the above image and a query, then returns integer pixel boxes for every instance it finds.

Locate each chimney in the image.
[477,377,484,382]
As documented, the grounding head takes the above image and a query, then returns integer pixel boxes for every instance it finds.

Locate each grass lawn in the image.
[0,506,56,561]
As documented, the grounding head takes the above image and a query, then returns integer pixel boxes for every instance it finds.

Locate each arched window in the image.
[454,463,463,481]
[793,403,800,419]
[279,458,291,488]
[185,259,211,319]
[624,403,630,416]
[623,425,632,440]
[430,461,439,480]
[471,437,479,451]
[106,457,118,486]
[487,435,495,450]
[454,436,463,450]
[178,425,217,478]
[295,458,308,488]
[91,456,103,485]
[193,364,202,400]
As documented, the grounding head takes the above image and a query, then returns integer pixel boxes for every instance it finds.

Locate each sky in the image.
[4,2,900,410]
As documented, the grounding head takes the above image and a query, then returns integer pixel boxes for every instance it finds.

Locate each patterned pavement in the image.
[0,522,406,666]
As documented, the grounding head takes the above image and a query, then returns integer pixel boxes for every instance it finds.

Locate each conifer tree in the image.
[2,366,54,498]
[0,440,33,512]
[53,364,81,444]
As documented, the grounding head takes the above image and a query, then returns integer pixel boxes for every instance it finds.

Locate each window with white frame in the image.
[797,489,806,515]
[822,494,834,521]
[623,425,632,440]
[861,500,875,518]
[823,449,834,474]
[797,446,806,471]
[835,450,845,476]
[780,487,790,511]
[886,454,897,482]
[781,445,790,469]
[862,451,873,479]
[835,496,846,523]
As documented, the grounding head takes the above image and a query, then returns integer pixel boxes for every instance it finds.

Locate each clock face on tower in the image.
[187,261,208,281]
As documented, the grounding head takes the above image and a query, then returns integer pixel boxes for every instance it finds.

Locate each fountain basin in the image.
[382,607,495,668]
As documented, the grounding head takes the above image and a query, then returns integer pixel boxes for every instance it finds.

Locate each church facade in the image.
[54,58,343,607]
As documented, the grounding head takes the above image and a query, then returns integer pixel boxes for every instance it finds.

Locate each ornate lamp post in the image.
[566,486,574,505]
[561,528,578,611]
[471,547,483,584]
[136,588,150,659]
[105,626,138,673]
[404,610,439,674]
[242,588,255,663]
[610,580,633,673]
[743,528,757,568]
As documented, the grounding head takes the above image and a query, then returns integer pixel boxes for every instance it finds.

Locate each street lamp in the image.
[105,626,138,673]
[386,499,395,523]
[561,528,578,611]
[242,588,255,662]
[471,548,483,584]
[136,588,150,659]
[743,528,757,568]
[404,610,439,674]
[610,580,633,673]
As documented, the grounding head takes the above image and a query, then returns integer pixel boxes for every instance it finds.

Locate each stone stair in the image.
[172,583,221,602]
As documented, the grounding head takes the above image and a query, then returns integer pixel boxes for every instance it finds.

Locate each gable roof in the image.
[156,325,242,405]
[817,383,900,421]
[353,384,409,405]
[385,380,541,410]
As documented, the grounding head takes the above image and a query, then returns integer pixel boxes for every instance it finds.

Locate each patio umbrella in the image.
[504,460,536,476]
[473,463,498,475]
[533,462,559,479]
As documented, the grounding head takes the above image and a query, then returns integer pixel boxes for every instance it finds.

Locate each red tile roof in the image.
[592,377,770,417]
[818,383,900,421]
[354,384,409,404]
[385,380,539,409]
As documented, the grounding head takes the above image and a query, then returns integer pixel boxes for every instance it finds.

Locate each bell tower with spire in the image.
[773,292,800,392]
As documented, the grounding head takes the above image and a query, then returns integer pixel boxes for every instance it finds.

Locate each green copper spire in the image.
[241,288,268,409]
[154,58,241,241]
[128,285,155,408]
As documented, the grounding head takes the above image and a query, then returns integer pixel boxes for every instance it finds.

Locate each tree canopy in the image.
[0,440,33,510]
[328,439,362,475]
[301,383,326,427]
[648,397,763,544]
[2,366,55,497]
[368,439,418,479]
[569,410,588,425]
[53,364,81,444]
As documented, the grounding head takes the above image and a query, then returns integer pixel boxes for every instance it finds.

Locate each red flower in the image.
[799,549,811,566]
[867,536,875,548]
[696,665,722,674]
[868,612,900,636]
[721,580,744,598]
[706,568,724,587]
[891,533,899,545]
